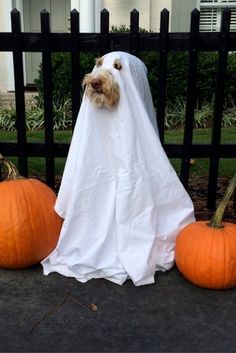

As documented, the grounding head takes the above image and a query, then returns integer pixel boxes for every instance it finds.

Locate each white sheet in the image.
[41,52,195,286]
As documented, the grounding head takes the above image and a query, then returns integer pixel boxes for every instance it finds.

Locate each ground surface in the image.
[1,264,236,352]
[0,176,235,352]
[188,176,235,222]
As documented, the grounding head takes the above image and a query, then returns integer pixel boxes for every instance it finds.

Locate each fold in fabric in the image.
[41,52,195,286]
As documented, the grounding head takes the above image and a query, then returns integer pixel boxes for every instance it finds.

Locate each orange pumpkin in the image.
[175,173,236,289]
[0,154,62,268]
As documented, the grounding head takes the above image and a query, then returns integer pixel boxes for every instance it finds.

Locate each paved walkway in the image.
[0,264,236,352]
[0,92,38,108]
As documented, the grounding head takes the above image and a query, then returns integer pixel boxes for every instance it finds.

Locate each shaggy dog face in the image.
[82,57,122,109]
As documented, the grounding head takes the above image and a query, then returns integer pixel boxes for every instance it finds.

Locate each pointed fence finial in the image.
[11,8,21,32]
[40,9,49,14]
[71,8,79,14]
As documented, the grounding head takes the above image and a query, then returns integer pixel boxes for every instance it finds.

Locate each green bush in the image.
[196,52,218,103]
[226,52,236,100]
[34,52,97,103]
[34,25,236,108]
[164,96,236,130]
[0,97,72,131]
[140,51,236,107]
[1,97,235,131]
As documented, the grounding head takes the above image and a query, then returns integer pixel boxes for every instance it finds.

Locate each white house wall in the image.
[150,0,172,31]
[103,0,151,30]
[71,0,172,32]
[0,0,15,92]
[171,0,197,31]
[103,0,172,31]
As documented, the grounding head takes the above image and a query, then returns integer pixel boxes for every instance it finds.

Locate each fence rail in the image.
[0,8,236,209]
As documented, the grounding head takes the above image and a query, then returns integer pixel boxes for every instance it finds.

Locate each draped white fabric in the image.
[41,52,195,286]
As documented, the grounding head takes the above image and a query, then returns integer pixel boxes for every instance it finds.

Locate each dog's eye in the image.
[95,57,104,67]
[113,59,122,71]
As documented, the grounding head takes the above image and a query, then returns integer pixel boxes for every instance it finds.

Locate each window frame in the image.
[198,0,236,31]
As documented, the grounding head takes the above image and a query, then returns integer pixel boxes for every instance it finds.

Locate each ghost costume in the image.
[41,51,195,286]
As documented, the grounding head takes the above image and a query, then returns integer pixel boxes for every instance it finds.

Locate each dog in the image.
[82,56,122,109]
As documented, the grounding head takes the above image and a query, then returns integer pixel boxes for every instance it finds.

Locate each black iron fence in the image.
[0,8,236,209]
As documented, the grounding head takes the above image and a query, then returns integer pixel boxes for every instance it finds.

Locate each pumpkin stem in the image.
[0,154,23,180]
[208,173,236,228]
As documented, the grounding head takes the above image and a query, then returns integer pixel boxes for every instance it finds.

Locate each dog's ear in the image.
[95,57,104,67]
[113,58,122,71]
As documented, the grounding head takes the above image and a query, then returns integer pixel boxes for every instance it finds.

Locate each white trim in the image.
[200,0,236,31]
[196,0,201,10]
[0,0,15,92]
[79,0,95,32]
[200,2,236,7]
[13,0,26,87]
[13,0,24,30]
[95,0,103,33]
[71,0,79,10]
[78,0,103,32]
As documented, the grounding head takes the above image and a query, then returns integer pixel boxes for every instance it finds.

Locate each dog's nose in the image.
[91,78,102,90]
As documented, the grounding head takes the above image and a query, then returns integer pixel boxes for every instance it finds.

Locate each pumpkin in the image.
[175,173,236,289]
[0,154,62,268]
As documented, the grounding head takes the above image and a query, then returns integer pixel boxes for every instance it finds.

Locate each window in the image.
[199,0,236,31]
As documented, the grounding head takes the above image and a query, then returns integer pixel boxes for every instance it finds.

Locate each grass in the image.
[164,127,236,144]
[165,127,236,177]
[0,127,235,178]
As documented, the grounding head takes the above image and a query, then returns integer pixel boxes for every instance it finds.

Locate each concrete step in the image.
[0,92,38,108]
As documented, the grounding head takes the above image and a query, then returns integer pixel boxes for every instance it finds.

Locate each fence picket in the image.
[71,9,80,129]
[156,9,169,145]
[130,9,139,55]
[41,9,55,188]
[180,9,200,189]
[100,9,110,56]
[208,8,231,209]
[11,9,27,177]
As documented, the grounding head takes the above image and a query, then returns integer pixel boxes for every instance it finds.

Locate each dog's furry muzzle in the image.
[82,69,120,109]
